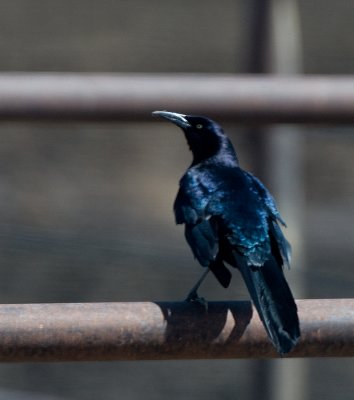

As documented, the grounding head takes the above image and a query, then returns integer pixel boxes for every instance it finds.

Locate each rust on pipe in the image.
[0,299,352,362]
[1,73,354,123]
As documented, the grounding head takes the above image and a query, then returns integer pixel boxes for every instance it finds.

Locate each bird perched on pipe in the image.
[152,110,300,354]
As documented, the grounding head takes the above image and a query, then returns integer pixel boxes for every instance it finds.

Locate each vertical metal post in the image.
[248,1,306,400]
[268,0,307,400]
[266,2,307,400]
[247,3,273,399]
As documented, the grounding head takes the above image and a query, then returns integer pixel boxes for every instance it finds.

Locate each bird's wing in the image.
[174,186,218,265]
[174,183,232,288]
[217,199,272,267]
[269,218,292,268]
[191,168,290,268]
[174,168,270,267]
[244,172,291,267]
[244,171,286,225]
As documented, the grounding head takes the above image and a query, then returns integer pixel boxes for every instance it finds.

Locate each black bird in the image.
[152,110,300,354]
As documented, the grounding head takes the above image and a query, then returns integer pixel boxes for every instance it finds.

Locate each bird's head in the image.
[152,110,237,166]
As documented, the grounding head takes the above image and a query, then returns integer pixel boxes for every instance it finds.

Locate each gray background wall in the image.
[0,1,352,399]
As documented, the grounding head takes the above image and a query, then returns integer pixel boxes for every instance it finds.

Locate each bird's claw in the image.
[185,292,208,310]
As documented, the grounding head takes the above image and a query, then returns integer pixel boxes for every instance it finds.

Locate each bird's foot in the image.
[185,291,208,310]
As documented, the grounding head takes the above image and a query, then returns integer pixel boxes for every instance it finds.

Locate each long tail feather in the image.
[237,256,300,354]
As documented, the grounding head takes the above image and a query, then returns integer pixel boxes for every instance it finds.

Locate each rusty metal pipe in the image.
[1,74,354,123]
[0,299,352,362]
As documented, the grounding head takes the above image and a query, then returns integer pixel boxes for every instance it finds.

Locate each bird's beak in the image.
[152,111,191,129]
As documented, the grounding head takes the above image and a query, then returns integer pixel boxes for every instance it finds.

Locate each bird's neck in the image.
[191,139,239,168]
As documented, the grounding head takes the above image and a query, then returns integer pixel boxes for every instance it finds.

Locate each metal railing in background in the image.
[0,300,352,362]
[1,73,354,123]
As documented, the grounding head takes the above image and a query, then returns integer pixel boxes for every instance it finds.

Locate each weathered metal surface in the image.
[0,299,352,362]
[1,74,354,123]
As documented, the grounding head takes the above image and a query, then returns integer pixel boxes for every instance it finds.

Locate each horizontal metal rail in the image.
[0,299,352,361]
[1,73,354,123]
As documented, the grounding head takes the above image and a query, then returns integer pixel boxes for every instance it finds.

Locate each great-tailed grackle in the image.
[152,110,300,354]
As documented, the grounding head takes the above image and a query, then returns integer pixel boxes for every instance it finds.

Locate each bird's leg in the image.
[185,268,210,305]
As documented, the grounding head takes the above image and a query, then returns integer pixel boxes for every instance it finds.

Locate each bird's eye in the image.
[196,124,203,129]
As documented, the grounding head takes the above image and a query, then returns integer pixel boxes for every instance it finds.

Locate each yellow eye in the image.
[196,124,203,129]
